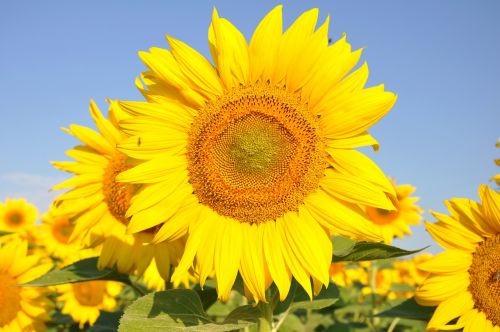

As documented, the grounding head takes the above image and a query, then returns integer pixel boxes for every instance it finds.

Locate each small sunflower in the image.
[56,280,121,329]
[329,262,366,288]
[0,198,38,234]
[393,253,432,287]
[493,138,500,186]
[52,101,183,280]
[415,185,500,331]
[365,181,422,244]
[36,205,79,260]
[0,240,53,331]
[116,6,397,302]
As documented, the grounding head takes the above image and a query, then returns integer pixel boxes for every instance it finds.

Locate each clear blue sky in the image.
[1,1,499,253]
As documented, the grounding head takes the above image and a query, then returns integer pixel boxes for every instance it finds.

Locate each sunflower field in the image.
[1,4,499,332]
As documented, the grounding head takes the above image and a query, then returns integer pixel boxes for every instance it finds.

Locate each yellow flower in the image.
[52,101,183,280]
[365,182,423,244]
[36,205,80,260]
[493,138,500,186]
[329,262,367,287]
[56,280,121,329]
[0,240,53,331]
[415,185,500,331]
[116,6,397,302]
[394,253,432,287]
[0,198,37,233]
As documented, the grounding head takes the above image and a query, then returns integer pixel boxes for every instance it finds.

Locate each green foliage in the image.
[275,281,340,315]
[332,236,426,262]
[22,257,130,286]
[118,289,257,331]
[376,298,436,321]
[0,230,12,236]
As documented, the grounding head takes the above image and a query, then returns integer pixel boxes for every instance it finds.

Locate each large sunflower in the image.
[52,100,183,281]
[364,181,422,244]
[0,240,53,331]
[116,6,397,302]
[415,185,500,331]
[0,198,37,234]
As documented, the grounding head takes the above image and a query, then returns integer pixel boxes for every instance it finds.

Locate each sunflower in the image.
[52,100,183,280]
[0,240,53,331]
[116,6,397,302]
[36,204,80,260]
[365,181,423,244]
[493,138,500,186]
[329,262,367,288]
[415,185,500,331]
[0,198,37,234]
[393,253,432,287]
[56,280,121,329]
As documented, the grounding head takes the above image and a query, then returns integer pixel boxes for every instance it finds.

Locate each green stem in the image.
[369,264,379,331]
[258,290,274,332]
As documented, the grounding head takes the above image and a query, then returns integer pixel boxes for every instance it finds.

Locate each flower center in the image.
[5,211,24,227]
[72,281,106,306]
[103,153,133,225]
[366,196,400,225]
[0,274,21,327]
[468,234,500,326]
[187,84,325,224]
[51,218,74,244]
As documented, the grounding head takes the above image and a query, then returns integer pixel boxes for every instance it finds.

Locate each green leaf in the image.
[119,289,257,331]
[89,311,123,332]
[22,257,130,286]
[332,241,426,262]
[0,230,12,237]
[224,305,261,324]
[332,236,357,256]
[274,281,340,315]
[376,297,436,321]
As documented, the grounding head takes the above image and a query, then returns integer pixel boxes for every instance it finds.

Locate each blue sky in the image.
[1,1,499,252]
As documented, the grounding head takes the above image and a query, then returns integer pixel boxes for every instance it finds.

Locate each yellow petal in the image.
[320,86,397,139]
[305,189,382,241]
[214,218,242,301]
[117,134,186,161]
[209,8,249,88]
[276,217,312,299]
[116,156,187,184]
[321,169,395,210]
[66,124,114,155]
[271,8,318,85]
[263,221,291,301]
[427,291,473,330]
[89,100,122,144]
[327,148,395,196]
[249,5,282,83]
[326,131,379,151]
[415,272,469,306]
[167,35,223,99]
[418,250,471,274]
[478,184,500,233]
[240,224,267,302]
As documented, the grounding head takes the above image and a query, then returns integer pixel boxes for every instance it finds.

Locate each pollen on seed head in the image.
[468,234,500,326]
[187,83,326,224]
[102,153,133,225]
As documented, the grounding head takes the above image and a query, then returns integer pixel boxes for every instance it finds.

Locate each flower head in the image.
[416,185,500,331]
[117,6,397,302]
[0,240,53,331]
